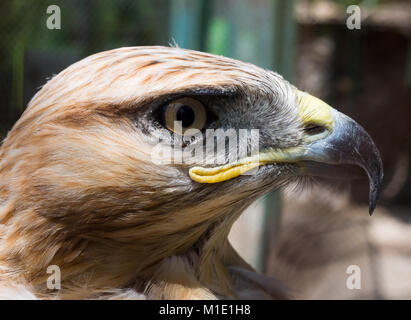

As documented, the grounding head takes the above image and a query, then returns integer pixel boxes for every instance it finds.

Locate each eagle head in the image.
[0,47,382,299]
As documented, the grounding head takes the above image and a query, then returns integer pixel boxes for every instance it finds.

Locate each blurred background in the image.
[1,0,410,299]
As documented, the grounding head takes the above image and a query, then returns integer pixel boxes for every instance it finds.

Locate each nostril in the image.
[304,123,327,136]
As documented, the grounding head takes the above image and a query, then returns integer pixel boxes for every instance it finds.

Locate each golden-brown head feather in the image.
[0,46,295,299]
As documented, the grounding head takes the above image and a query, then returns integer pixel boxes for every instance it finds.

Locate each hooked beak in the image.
[299,106,383,215]
[189,90,383,215]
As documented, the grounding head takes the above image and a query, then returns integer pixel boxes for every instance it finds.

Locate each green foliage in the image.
[206,18,230,55]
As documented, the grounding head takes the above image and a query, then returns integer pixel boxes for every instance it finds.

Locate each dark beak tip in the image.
[369,202,376,216]
[368,166,384,216]
[369,194,378,216]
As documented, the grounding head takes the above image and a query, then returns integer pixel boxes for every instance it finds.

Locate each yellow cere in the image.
[296,90,333,131]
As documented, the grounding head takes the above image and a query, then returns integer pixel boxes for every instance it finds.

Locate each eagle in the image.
[0,46,382,299]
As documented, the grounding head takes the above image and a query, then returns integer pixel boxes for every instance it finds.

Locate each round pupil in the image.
[176,105,195,127]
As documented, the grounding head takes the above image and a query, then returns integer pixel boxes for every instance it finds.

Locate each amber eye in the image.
[164,97,207,134]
